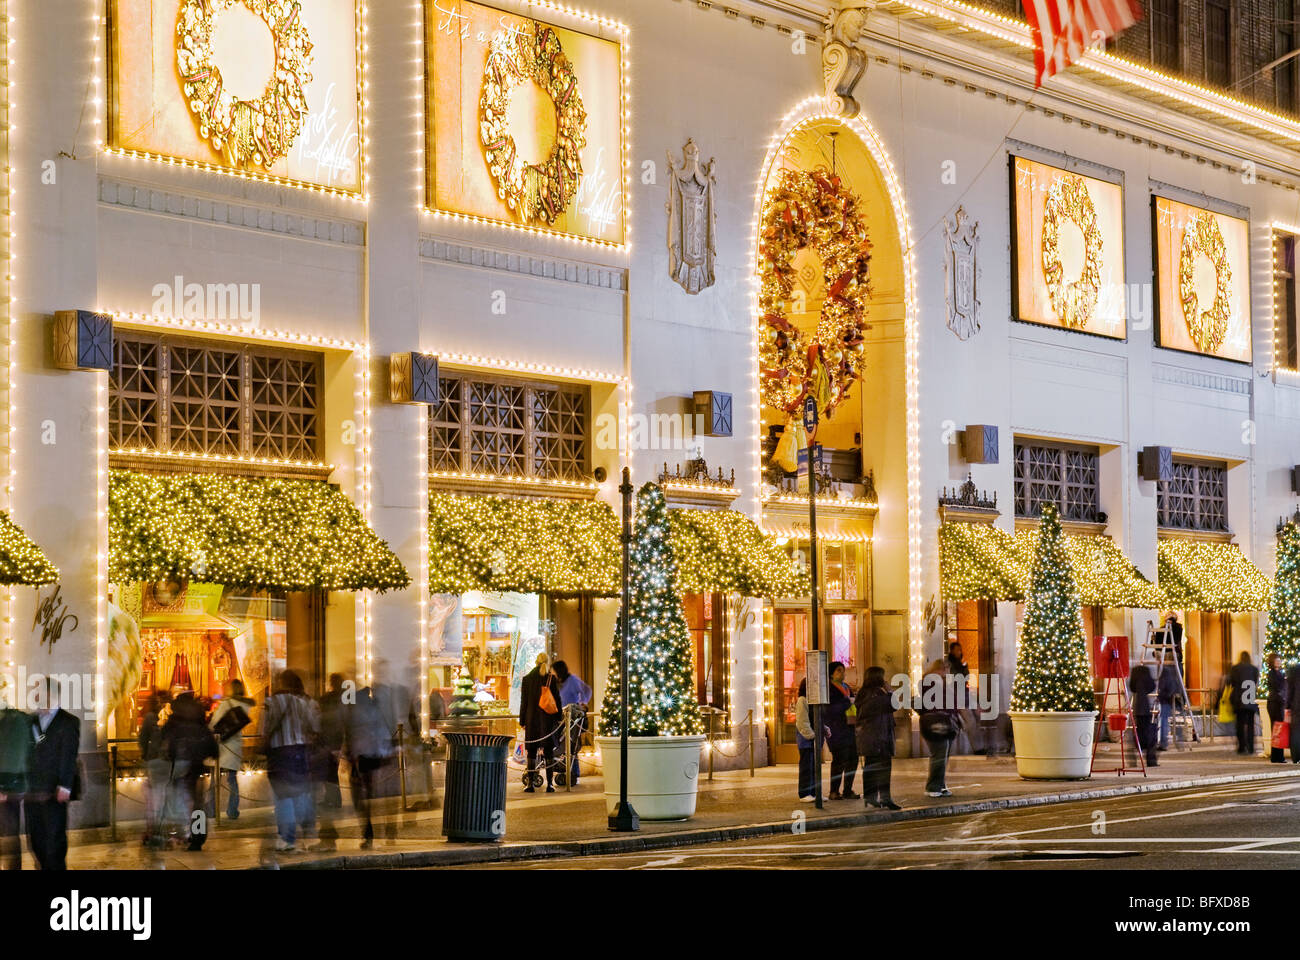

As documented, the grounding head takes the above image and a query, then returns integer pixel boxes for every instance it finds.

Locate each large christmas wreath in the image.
[480,23,587,226]
[1040,174,1102,329]
[758,169,871,415]
[176,0,315,170]
[1179,210,1232,353]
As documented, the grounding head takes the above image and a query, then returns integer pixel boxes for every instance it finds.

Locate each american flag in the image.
[1024,0,1143,87]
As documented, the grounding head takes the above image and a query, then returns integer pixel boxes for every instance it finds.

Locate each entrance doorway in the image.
[773,607,870,762]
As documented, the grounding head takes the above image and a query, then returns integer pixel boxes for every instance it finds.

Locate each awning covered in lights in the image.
[428,493,621,595]
[1015,530,1164,609]
[669,508,809,598]
[0,511,58,586]
[1157,539,1272,612]
[939,522,1025,602]
[109,470,410,593]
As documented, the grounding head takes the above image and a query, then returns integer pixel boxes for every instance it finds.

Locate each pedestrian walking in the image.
[344,680,399,849]
[854,666,900,810]
[208,679,254,821]
[1128,662,1158,768]
[261,669,319,852]
[919,659,959,797]
[826,662,859,800]
[162,691,217,850]
[794,679,821,802]
[552,660,591,785]
[1288,662,1300,765]
[1157,654,1181,750]
[25,679,80,870]
[1267,655,1288,764]
[518,652,562,793]
[0,690,29,870]
[1229,652,1260,756]
[138,691,168,847]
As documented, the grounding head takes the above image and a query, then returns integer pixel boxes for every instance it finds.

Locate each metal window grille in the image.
[1151,0,1180,71]
[109,331,322,460]
[1013,441,1100,522]
[1206,0,1232,86]
[428,372,589,480]
[1158,460,1229,532]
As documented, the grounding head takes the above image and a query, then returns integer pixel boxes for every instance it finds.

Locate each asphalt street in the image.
[458,779,1300,870]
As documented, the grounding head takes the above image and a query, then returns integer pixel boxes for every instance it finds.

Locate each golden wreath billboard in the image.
[425,0,626,246]
[108,0,363,194]
[1010,156,1126,339]
[1152,196,1252,363]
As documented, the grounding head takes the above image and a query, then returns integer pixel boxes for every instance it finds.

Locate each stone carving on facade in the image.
[666,139,718,295]
[822,1,874,118]
[942,206,981,341]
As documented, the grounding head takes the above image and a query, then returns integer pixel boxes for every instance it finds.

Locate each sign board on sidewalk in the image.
[805,649,829,706]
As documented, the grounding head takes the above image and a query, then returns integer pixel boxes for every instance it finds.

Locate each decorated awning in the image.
[1015,530,1164,609]
[669,508,809,598]
[940,522,1164,608]
[939,522,1025,602]
[0,511,58,586]
[1157,539,1272,612]
[428,493,621,595]
[109,470,410,593]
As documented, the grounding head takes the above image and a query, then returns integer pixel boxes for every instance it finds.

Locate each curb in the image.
[278,767,1300,870]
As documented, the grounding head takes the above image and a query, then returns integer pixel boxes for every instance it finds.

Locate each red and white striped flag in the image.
[1024,0,1143,87]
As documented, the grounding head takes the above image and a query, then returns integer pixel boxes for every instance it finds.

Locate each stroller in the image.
[515,704,585,788]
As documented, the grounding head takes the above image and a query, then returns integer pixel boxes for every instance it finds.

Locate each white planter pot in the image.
[1010,711,1098,780]
[596,735,707,821]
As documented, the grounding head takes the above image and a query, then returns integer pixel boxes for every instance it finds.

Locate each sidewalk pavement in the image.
[57,742,1300,870]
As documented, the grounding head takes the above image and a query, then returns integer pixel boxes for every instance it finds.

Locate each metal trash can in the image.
[441,731,512,842]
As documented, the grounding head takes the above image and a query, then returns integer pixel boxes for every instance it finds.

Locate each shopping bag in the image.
[1217,686,1235,724]
[1274,720,1291,750]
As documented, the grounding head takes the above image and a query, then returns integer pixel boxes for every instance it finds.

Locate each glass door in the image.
[776,610,810,759]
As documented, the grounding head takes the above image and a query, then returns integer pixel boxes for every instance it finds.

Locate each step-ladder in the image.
[1138,622,1199,750]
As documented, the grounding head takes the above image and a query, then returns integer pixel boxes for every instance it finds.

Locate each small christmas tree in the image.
[1010,504,1097,712]
[599,483,704,738]
[448,667,479,717]
[1263,521,1300,694]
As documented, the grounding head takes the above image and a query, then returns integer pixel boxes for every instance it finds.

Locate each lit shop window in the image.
[1158,460,1229,533]
[428,372,589,481]
[110,332,321,461]
[1275,232,1299,370]
[1013,441,1100,523]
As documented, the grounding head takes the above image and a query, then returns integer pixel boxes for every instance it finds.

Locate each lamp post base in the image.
[608,801,640,832]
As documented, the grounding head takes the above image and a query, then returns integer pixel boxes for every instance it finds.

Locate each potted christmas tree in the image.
[1009,504,1099,779]
[596,482,706,820]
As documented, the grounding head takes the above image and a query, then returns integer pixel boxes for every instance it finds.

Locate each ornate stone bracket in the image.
[823,1,874,118]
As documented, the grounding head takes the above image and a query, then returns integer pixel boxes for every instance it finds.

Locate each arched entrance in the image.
[751,98,921,761]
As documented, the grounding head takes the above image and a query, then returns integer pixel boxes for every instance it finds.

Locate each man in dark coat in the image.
[518,653,562,793]
[1128,664,1158,767]
[27,680,80,870]
[1288,663,1300,764]
[1267,655,1288,763]
[1229,652,1260,756]
[1159,613,1184,673]
[162,691,217,850]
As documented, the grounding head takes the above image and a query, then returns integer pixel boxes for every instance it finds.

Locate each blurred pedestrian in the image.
[855,666,900,810]
[519,652,562,793]
[163,691,217,850]
[26,678,80,870]
[826,662,858,800]
[1288,661,1300,764]
[261,669,319,852]
[138,691,168,847]
[345,679,398,849]
[1267,654,1288,763]
[1229,652,1260,756]
[551,660,590,786]
[1157,653,1181,750]
[0,688,29,869]
[919,659,959,797]
[1128,662,1157,768]
[316,674,346,810]
[208,679,253,821]
[794,679,819,802]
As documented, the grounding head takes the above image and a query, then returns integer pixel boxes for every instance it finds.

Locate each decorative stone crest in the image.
[666,139,718,295]
[942,206,981,341]
[823,1,874,118]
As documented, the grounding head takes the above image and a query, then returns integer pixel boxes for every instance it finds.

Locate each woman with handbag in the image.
[826,662,859,800]
[1266,655,1287,764]
[208,679,254,820]
[519,652,562,793]
[854,666,900,810]
[919,660,960,798]
[261,670,319,852]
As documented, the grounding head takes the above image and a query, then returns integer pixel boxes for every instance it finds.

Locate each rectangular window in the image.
[1279,0,1297,111]
[109,332,322,461]
[1158,460,1229,532]
[1206,0,1232,86]
[1151,0,1180,71]
[429,372,589,481]
[1013,441,1101,522]
[1276,233,1299,370]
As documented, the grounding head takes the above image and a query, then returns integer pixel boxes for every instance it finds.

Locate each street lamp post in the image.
[803,397,824,811]
[609,467,640,832]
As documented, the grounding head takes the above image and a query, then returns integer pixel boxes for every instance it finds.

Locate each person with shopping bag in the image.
[1267,655,1288,763]
[519,652,562,793]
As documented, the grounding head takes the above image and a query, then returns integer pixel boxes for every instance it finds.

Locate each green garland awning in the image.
[1015,530,1164,609]
[1157,539,1272,612]
[0,511,57,586]
[669,509,809,598]
[428,493,621,595]
[109,470,410,593]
